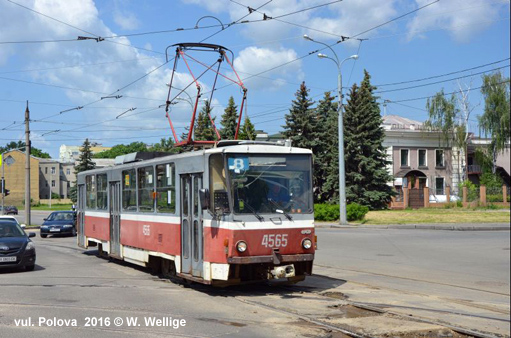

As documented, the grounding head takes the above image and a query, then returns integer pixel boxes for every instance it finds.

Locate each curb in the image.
[317,223,510,231]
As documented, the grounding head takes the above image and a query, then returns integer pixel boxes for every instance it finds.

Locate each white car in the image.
[0,216,26,229]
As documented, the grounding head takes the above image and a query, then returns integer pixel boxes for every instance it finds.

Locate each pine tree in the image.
[238,116,256,140]
[194,101,216,141]
[315,91,338,202]
[70,138,96,203]
[75,138,96,173]
[282,82,316,150]
[343,70,394,209]
[220,96,239,140]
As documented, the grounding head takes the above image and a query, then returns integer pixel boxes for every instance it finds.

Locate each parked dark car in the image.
[40,211,77,238]
[5,206,18,215]
[0,220,36,271]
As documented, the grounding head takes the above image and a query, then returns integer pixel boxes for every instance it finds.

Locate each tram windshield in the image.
[227,154,312,215]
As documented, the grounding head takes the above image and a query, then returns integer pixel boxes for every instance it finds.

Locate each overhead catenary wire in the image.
[375,65,510,94]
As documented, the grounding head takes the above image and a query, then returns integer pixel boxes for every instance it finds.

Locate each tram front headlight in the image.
[302,238,312,250]
[236,241,247,253]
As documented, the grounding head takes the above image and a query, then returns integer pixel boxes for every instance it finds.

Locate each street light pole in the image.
[304,35,358,225]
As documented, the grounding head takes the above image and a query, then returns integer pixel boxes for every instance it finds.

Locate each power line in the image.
[4,0,164,55]
[352,0,440,38]
[375,58,510,87]
[0,57,156,75]
[390,79,511,103]
[375,65,510,94]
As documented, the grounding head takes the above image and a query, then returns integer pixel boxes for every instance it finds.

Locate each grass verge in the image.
[354,208,510,225]
[21,204,73,211]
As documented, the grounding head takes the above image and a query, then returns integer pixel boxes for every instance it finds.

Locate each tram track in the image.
[235,284,505,338]
[314,264,511,297]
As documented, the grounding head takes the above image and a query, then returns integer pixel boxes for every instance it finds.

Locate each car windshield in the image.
[0,221,25,238]
[47,212,74,221]
[227,154,312,215]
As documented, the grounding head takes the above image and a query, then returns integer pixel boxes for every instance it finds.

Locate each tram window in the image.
[86,175,96,209]
[97,174,108,210]
[209,154,229,212]
[122,169,137,211]
[138,166,155,212]
[156,163,176,213]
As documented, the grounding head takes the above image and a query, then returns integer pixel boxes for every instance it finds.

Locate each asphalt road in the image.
[13,210,52,226]
[1,227,509,337]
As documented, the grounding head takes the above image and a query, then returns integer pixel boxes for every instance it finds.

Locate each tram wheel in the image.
[161,258,176,278]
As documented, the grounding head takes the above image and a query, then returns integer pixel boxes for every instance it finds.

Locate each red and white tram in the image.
[77,140,315,285]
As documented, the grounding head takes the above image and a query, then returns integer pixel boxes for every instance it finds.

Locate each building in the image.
[39,159,75,199]
[382,115,455,201]
[59,143,111,163]
[1,150,40,206]
[383,115,510,205]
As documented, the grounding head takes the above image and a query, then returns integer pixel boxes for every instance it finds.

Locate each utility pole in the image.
[25,101,31,226]
[1,153,4,215]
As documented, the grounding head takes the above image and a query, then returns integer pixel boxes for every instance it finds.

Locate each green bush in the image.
[314,204,340,221]
[458,180,478,202]
[346,203,369,221]
[487,194,503,203]
[480,173,503,190]
[456,200,463,208]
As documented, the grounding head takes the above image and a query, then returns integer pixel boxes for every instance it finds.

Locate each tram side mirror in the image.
[199,188,209,210]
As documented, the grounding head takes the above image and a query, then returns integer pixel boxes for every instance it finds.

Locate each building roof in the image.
[382,115,425,131]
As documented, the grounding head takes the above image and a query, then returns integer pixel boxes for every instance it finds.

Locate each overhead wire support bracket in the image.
[100,95,122,100]
[59,106,83,114]
[116,107,136,119]
[77,36,104,42]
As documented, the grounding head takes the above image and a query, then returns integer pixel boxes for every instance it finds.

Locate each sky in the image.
[0,0,509,159]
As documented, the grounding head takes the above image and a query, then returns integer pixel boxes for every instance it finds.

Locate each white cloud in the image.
[113,10,141,30]
[0,0,212,145]
[232,46,303,90]
[407,0,506,42]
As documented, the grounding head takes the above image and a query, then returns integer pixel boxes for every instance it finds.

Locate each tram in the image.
[77,140,315,285]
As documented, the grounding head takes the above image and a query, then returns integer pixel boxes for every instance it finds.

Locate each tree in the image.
[94,142,147,158]
[70,139,96,203]
[425,89,468,190]
[479,71,510,174]
[343,70,394,209]
[148,137,178,153]
[282,82,316,150]
[238,116,256,140]
[75,139,96,173]
[0,140,50,158]
[220,96,239,140]
[194,101,216,141]
[314,91,338,203]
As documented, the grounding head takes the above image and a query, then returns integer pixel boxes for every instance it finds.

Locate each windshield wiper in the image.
[243,201,264,222]
[268,199,293,221]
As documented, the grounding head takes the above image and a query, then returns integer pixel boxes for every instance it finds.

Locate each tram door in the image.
[180,174,203,277]
[109,181,121,257]
[77,184,86,248]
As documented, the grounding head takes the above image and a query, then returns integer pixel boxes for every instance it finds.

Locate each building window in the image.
[45,167,48,174]
[86,175,96,209]
[418,149,427,167]
[435,177,445,195]
[51,180,55,187]
[97,174,108,210]
[51,167,56,174]
[436,149,445,167]
[400,149,409,167]
[66,168,71,175]
[156,163,176,213]
[122,169,137,211]
[138,166,155,212]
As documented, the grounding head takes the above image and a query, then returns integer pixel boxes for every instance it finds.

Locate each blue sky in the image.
[0,0,509,158]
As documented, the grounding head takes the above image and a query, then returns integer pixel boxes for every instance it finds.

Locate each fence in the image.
[390,185,509,209]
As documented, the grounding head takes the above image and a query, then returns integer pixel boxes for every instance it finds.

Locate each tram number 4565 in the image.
[261,234,288,248]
